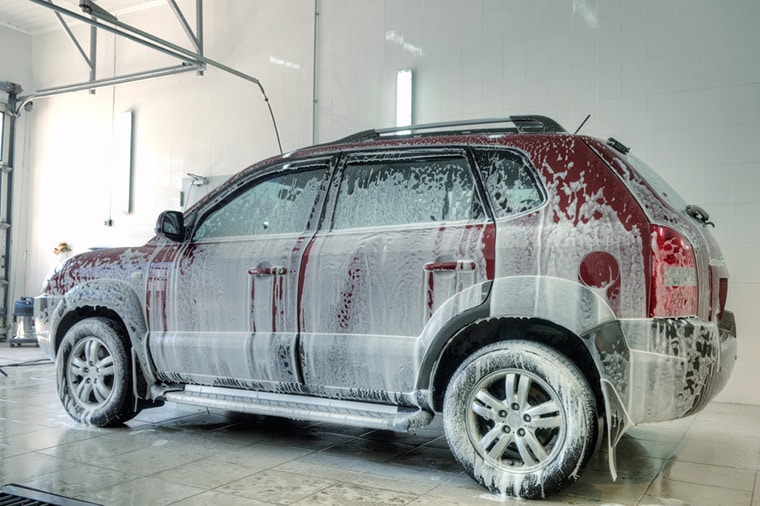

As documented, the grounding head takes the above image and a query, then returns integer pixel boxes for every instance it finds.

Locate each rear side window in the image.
[331,155,484,230]
[193,167,325,240]
[473,149,545,218]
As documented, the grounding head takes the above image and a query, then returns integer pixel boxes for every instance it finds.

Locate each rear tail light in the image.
[649,225,698,317]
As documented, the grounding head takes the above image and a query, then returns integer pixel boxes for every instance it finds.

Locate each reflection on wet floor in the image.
[1,346,758,505]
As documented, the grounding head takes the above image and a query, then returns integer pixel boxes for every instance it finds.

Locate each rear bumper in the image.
[590,311,737,426]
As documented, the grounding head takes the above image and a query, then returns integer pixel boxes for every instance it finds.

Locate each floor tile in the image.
[170,489,275,505]
[674,432,760,470]
[293,481,417,505]
[276,451,449,495]
[85,476,205,506]
[18,462,141,501]
[0,451,79,484]
[643,477,753,506]
[153,456,258,489]
[660,459,756,492]
[216,468,336,504]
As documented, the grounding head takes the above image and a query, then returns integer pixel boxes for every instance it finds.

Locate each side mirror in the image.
[155,211,185,242]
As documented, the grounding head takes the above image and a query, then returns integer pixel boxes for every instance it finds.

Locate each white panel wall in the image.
[0,24,32,86]
[10,0,760,404]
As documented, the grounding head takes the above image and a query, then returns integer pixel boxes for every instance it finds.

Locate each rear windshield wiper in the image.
[685,204,715,227]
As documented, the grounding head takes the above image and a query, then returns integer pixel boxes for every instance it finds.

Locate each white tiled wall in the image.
[3,0,759,404]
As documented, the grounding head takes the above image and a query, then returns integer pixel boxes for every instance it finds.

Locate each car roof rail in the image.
[333,115,567,144]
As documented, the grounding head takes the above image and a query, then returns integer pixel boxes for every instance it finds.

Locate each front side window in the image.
[473,149,545,218]
[331,156,483,230]
[193,167,325,240]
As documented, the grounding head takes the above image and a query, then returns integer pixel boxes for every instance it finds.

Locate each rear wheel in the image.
[443,340,597,499]
[56,317,139,426]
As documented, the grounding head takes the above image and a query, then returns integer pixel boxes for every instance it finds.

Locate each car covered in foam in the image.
[35,116,736,498]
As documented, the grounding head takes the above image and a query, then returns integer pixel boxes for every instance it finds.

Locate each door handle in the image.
[248,266,288,276]
[423,260,476,272]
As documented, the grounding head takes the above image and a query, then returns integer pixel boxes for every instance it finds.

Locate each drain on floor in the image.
[0,484,102,506]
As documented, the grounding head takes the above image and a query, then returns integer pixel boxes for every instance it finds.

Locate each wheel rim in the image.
[66,336,116,409]
[465,369,566,472]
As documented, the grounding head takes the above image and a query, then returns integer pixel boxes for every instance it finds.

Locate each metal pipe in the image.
[196,0,203,57]
[89,23,97,90]
[167,0,200,53]
[17,64,202,113]
[4,89,17,338]
[196,0,204,76]
[53,10,92,70]
[28,0,283,153]
[28,0,198,65]
[312,0,319,145]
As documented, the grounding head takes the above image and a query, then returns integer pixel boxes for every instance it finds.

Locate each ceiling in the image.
[0,0,160,34]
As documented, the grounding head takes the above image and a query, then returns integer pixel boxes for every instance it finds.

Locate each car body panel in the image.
[34,118,737,486]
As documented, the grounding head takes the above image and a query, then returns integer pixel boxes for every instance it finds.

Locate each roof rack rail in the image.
[334,115,566,144]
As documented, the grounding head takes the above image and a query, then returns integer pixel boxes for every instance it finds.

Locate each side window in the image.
[473,149,545,218]
[331,156,484,230]
[193,167,325,240]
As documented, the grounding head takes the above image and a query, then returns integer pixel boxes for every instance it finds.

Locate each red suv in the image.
[34,116,736,498]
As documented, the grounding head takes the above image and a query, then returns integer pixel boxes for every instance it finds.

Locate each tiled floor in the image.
[0,345,758,506]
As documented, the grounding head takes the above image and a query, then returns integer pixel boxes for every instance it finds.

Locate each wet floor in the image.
[1,345,758,505]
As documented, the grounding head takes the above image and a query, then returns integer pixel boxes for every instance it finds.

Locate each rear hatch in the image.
[582,137,728,323]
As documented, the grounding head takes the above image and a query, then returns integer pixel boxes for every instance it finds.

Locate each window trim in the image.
[189,158,334,242]
[325,149,489,232]
[469,146,548,220]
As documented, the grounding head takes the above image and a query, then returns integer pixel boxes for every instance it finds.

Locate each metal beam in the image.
[26,0,282,153]
[167,0,200,53]
[0,83,20,340]
[28,0,199,65]
[51,9,92,71]
[17,64,202,111]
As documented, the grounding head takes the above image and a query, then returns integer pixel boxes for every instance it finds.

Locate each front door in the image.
[148,160,330,388]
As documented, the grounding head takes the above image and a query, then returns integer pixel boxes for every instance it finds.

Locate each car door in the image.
[147,159,331,389]
[298,149,494,396]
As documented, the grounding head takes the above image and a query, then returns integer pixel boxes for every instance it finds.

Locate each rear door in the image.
[148,159,331,388]
[298,149,494,395]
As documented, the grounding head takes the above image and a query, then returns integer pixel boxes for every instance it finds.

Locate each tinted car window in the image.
[473,149,544,217]
[331,156,483,229]
[193,168,325,240]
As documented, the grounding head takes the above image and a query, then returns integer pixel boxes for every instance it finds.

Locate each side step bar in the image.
[161,385,434,432]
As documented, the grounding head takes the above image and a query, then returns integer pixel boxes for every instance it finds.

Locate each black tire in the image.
[56,317,139,427]
[443,340,598,499]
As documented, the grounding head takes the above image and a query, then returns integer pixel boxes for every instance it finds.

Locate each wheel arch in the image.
[427,316,605,415]
[50,280,156,399]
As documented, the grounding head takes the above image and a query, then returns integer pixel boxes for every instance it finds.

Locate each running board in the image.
[161,385,433,432]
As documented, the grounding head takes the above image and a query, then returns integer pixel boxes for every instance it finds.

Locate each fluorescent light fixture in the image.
[113,110,132,214]
[396,69,413,131]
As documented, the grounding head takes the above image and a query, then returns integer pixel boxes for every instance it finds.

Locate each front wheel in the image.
[443,340,598,499]
[56,317,139,427]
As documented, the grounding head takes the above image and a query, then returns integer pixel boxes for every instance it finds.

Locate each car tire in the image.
[56,317,139,427]
[443,340,598,499]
